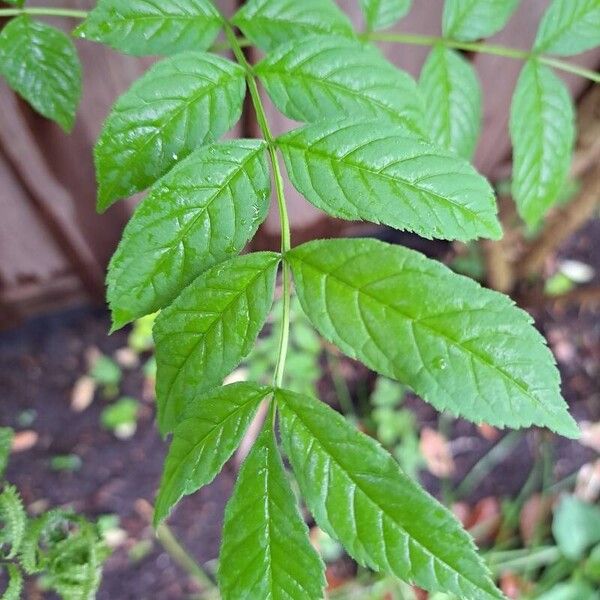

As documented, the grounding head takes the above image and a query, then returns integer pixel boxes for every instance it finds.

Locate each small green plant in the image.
[1,0,599,597]
[0,428,108,599]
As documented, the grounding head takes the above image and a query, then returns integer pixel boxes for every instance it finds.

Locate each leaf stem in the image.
[0,7,88,19]
[365,32,600,83]
[224,22,292,388]
[156,523,219,598]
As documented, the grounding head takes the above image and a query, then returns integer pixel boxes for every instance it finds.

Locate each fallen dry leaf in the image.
[114,347,140,369]
[519,493,553,545]
[419,428,455,478]
[478,423,500,441]
[579,421,600,453]
[575,459,600,503]
[452,502,471,527]
[466,497,501,545]
[500,572,533,599]
[11,430,38,452]
[70,375,96,412]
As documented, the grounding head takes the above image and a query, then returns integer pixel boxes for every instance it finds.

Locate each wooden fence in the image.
[1,0,599,327]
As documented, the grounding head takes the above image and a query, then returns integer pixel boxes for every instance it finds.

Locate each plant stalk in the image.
[224,21,292,389]
[0,8,88,19]
[156,523,218,598]
[365,32,600,83]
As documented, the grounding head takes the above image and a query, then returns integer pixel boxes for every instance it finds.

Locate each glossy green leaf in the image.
[231,0,354,52]
[360,0,413,31]
[276,388,502,598]
[286,238,579,437]
[0,428,13,480]
[553,496,600,560]
[107,140,271,330]
[419,45,482,159]
[534,0,600,56]
[154,383,271,524]
[442,0,520,41]
[0,486,26,560]
[219,423,325,600]
[74,0,222,56]
[0,16,81,132]
[256,36,426,136]
[154,252,280,433]
[510,60,575,228]
[2,564,23,600]
[277,120,501,242]
[95,52,246,211]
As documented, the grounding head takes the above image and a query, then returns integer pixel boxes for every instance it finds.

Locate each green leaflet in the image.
[2,564,23,600]
[419,45,482,159]
[442,0,520,42]
[154,252,280,434]
[0,428,13,479]
[534,0,600,56]
[107,140,271,330]
[74,0,222,56]
[510,60,575,228]
[277,120,501,242]
[0,16,81,132]
[360,0,413,31]
[154,383,271,524]
[219,423,325,600]
[0,486,26,559]
[552,496,600,560]
[231,0,355,52]
[286,238,579,438]
[95,52,246,211]
[256,36,426,136]
[276,388,502,599]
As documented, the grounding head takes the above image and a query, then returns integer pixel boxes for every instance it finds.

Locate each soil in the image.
[1,223,599,599]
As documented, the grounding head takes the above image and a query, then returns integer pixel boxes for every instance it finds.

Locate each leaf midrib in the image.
[283,400,499,599]
[158,390,268,519]
[278,135,487,224]
[112,144,266,301]
[292,252,561,420]
[99,60,244,205]
[260,62,418,125]
[159,256,279,403]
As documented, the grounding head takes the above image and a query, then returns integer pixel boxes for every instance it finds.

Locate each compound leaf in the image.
[154,383,272,524]
[95,52,246,211]
[534,0,600,56]
[231,0,354,52]
[286,238,578,437]
[0,486,26,559]
[419,45,482,159]
[2,564,23,600]
[0,16,81,131]
[256,36,426,136]
[277,120,500,242]
[219,423,325,600]
[443,0,520,41]
[0,428,13,480]
[510,60,575,228]
[107,139,271,330]
[360,0,413,31]
[154,252,280,433]
[276,388,502,599]
[74,0,222,56]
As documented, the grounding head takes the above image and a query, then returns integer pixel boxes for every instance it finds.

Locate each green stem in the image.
[366,31,600,83]
[156,523,218,598]
[486,545,562,575]
[224,22,292,389]
[0,7,88,19]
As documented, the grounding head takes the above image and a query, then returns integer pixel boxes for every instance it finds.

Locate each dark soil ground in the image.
[1,223,599,599]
